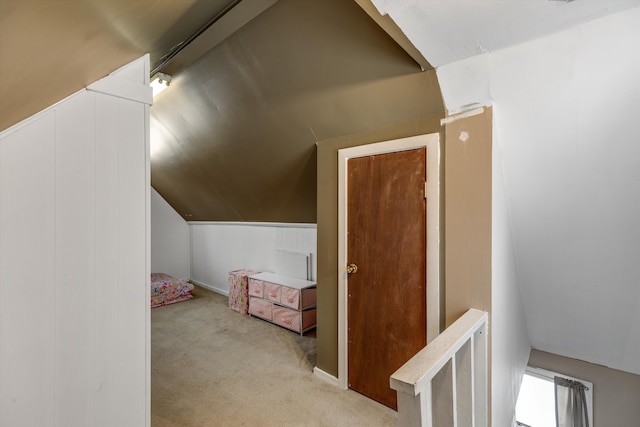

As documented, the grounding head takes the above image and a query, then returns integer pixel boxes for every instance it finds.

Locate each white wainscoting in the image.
[189,222,317,295]
[0,56,151,427]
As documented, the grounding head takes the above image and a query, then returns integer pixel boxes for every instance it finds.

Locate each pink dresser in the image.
[248,272,316,335]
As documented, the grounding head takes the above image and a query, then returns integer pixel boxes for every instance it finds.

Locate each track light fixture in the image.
[151,72,172,97]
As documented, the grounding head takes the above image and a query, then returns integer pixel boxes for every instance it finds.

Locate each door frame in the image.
[337,133,440,390]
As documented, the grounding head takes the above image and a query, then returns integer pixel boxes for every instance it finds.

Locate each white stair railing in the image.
[390,308,489,427]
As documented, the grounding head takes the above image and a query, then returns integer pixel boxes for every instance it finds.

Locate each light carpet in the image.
[151,285,397,426]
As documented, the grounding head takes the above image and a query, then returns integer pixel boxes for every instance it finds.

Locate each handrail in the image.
[390,308,489,427]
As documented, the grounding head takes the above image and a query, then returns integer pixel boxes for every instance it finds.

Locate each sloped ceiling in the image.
[375,0,640,376]
[370,0,640,68]
[149,0,442,222]
[0,0,243,131]
[0,0,444,223]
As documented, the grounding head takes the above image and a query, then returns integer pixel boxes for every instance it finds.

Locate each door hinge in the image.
[424,181,428,199]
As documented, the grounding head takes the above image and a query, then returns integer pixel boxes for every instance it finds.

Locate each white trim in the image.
[440,106,488,125]
[144,56,152,427]
[390,309,488,396]
[337,133,441,391]
[87,54,152,105]
[87,79,153,105]
[187,221,316,229]
[313,367,342,387]
[189,279,229,296]
[390,309,488,426]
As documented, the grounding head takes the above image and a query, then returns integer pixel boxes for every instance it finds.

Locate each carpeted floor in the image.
[151,285,397,426]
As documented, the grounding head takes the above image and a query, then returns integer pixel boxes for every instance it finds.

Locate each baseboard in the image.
[313,367,342,388]
[189,279,229,296]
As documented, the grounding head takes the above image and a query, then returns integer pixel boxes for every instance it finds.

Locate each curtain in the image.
[555,376,590,427]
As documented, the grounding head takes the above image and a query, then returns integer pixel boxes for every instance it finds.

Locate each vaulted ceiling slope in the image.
[149,0,443,222]
[371,0,640,69]
[0,0,241,131]
[0,0,444,223]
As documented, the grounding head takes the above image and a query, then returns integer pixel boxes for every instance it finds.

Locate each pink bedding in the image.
[151,273,194,308]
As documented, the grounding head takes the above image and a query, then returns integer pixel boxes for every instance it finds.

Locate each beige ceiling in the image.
[0,0,237,131]
[0,0,443,222]
[149,0,442,222]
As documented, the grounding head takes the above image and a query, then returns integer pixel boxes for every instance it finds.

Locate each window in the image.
[516,367,593,427]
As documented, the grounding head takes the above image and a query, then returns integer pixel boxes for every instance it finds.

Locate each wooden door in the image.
[347,147,427,410]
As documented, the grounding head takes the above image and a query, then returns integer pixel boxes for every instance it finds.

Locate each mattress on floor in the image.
[151,272,194,308]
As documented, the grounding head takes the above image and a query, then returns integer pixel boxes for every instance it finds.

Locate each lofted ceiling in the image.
[1,0,638,381]
[370,0,640,69]
[0,0,444,223]
[148,0,442,222]
[0,0,247,131]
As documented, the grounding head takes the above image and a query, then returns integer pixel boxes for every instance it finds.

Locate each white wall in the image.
[189,222,317,294]
[0,56,151,427]
[436,6,640,423]
[490,109,532,426]
[150,187,190,279]
[437,6,640,374]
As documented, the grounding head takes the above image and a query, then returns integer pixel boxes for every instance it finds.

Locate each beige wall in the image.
[443,107,494,421]
[529,349,640,425]
[443,108,492,327]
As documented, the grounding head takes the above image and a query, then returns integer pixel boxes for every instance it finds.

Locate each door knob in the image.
[346,263,358,274]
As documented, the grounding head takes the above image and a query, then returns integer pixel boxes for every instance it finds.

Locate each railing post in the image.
[432,358,455,426]
[455,340,473,427]
[390,309,488,427]
[473,322,488,427]
[396,382,432,427]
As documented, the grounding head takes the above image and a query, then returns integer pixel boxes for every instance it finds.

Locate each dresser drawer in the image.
[272,306,316,333]
[248,278,264,298]
[264,281,282,303]
[280,286,299,309]
[280,286,317,310]
[248,297,272,320]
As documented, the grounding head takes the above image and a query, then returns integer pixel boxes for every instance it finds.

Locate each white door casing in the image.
[337,133,440,390]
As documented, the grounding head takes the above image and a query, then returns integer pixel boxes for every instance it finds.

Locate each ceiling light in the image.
[151,72,172,97]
